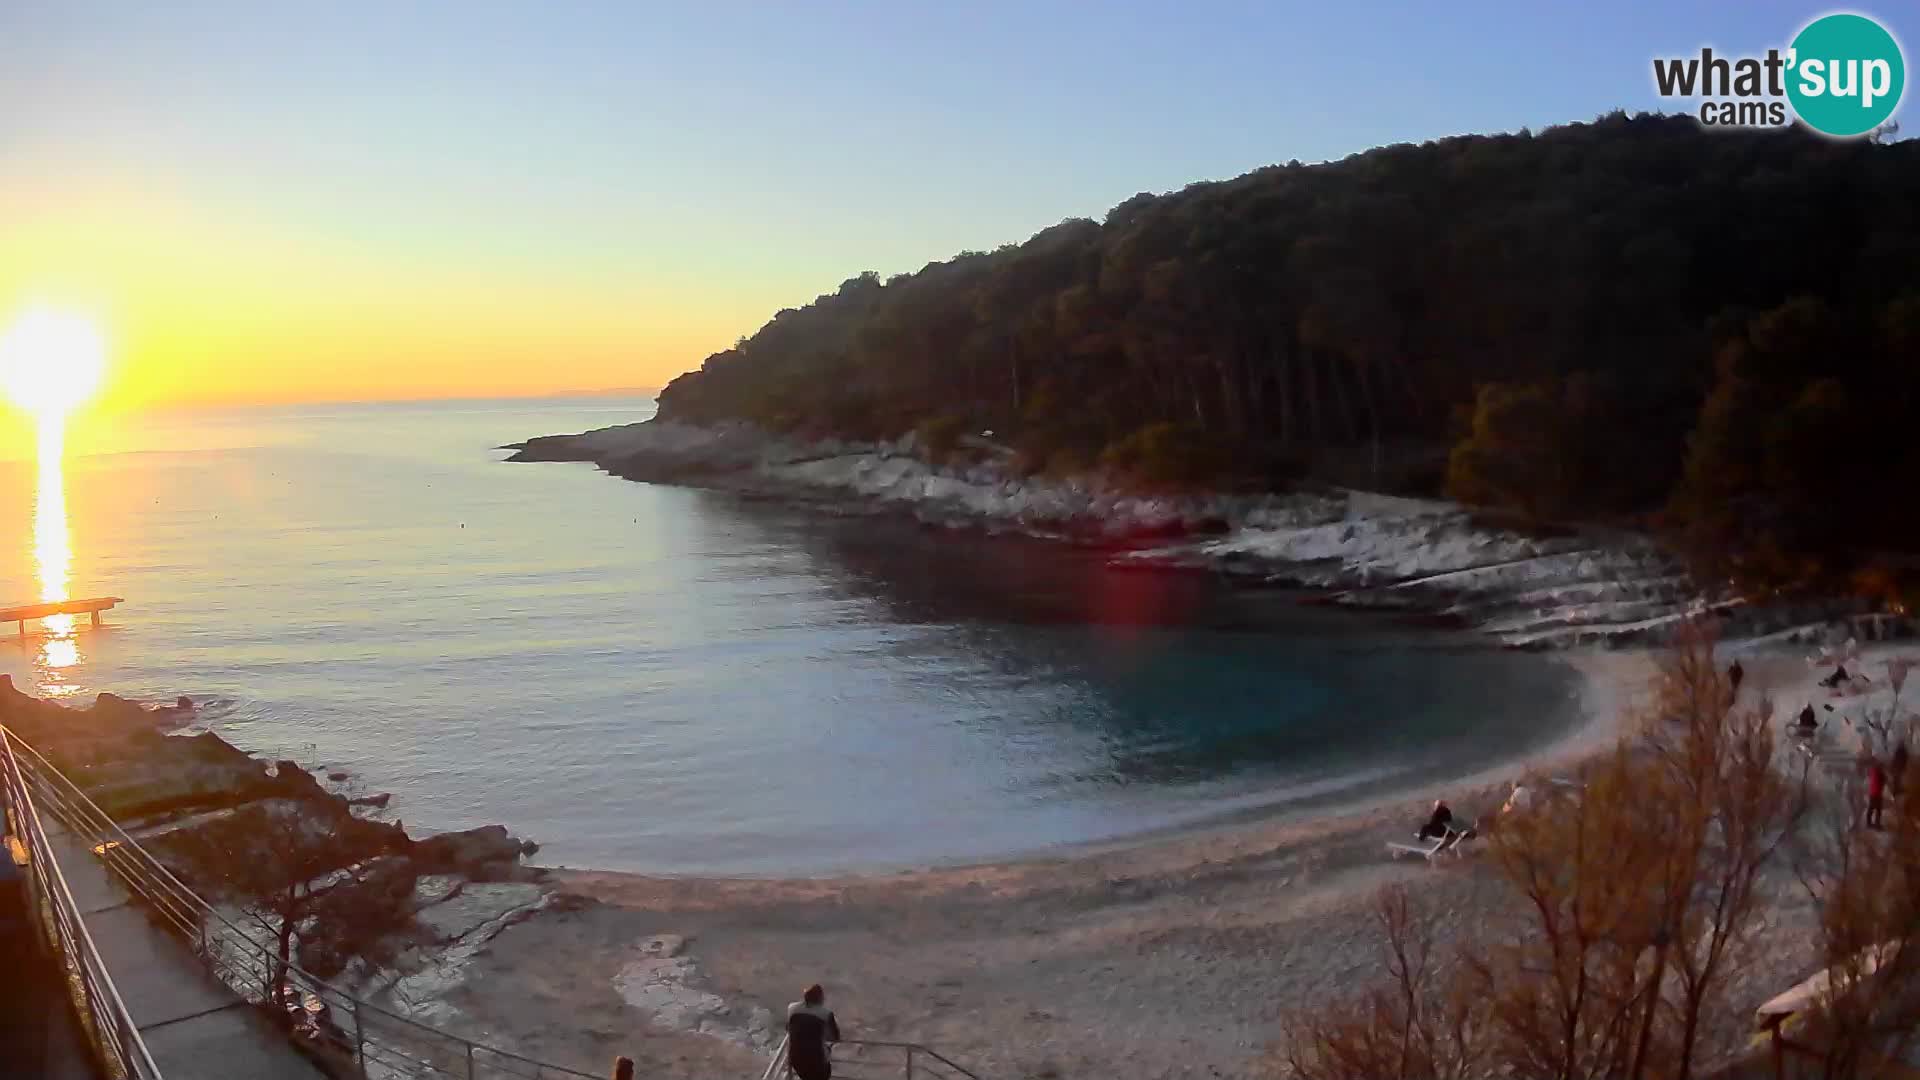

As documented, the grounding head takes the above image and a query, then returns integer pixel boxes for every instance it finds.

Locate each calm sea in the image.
[0,398,1578,874]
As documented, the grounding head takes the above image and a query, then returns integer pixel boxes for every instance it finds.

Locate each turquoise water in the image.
[0,398,1579,874]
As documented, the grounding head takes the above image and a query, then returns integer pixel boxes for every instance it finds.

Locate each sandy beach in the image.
[433,648,1728,1078]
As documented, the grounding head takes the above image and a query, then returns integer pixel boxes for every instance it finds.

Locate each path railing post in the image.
[353,996,366,1070]
[906,1045,915,1080]
[468,1038,477,1080]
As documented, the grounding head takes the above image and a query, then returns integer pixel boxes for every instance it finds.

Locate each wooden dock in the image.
[0,597,124,638]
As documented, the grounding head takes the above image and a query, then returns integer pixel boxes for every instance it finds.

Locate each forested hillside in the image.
[656,112,1920,600]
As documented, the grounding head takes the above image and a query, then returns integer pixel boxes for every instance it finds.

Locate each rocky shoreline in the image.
[510,417,1907,650]
[0,676,559,1056]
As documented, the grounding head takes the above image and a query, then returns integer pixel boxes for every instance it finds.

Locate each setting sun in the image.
[0,306,108,418]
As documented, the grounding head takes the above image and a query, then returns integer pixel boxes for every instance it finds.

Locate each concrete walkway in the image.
[46,825,326,1080]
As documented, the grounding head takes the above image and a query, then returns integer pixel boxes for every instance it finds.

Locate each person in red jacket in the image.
[1867,759,1888,829]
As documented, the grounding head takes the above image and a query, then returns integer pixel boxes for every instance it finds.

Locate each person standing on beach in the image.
[1501,782,1532,816]
[786,984,841,1080]
[1867,760,1888,829]
[1728,659,1744,696]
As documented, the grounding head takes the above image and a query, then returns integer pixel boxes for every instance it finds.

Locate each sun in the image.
[0,306,108,419]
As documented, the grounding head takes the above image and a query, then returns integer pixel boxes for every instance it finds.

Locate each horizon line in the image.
[78,387,664,416]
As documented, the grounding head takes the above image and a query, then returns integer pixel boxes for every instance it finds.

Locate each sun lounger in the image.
[1386,823,1477,863]
[1385,837,1446,860]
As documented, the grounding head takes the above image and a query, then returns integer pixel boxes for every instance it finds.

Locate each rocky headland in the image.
[510,418,1909,650]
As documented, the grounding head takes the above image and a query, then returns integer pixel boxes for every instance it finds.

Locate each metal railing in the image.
[761,1035,982,1080]
[1,724,603,1080]
[1,727,165,1080]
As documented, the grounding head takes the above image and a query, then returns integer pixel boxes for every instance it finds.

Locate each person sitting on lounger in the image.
[1794,704,1819,734]
[1821,665,1851,689]
[1418,800,1454,841]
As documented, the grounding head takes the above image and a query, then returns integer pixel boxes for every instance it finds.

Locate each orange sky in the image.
[1,8,1149,413]
[0,177,775,410]
[16,4,1910,414]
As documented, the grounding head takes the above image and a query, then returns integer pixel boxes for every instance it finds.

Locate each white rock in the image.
[613,935,775,1051]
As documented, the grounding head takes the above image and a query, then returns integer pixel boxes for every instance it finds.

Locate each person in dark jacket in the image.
[1868,760,1888,829]
[786,984,842,1080]
[1417,800,1454,841]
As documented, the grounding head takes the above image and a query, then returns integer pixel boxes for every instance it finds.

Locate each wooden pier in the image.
[1,596,124,638]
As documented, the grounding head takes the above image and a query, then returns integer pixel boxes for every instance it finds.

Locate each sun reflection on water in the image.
[32,416,82,693]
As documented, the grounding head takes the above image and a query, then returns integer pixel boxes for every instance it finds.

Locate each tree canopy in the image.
[655,113,1920,598]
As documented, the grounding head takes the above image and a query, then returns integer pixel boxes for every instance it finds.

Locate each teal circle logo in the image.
[1787,13,1905,136]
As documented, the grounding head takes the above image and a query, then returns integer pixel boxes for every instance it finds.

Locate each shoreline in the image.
[14,636,1886,1079]
[465,641,1904,1079]
[434,647,1660,1079]
[0,620,1633,1078]
[539,647,1648,891]
[507,416,1901,651]
[530,645,1630,886]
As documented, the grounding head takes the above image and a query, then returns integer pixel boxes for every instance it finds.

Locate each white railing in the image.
[761,1035,982,1080]
[2,724,603,1080]
[1,726,165,1079]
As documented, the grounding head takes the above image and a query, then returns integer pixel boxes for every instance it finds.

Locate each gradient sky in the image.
[2,2,1912,408]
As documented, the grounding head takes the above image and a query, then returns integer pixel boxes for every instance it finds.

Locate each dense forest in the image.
[656,113,1920,602]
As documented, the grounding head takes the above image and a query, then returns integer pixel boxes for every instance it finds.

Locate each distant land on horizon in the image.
[578,386,661,399]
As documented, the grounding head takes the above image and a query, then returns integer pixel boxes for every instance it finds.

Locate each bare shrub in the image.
[1279,623,1808,1080]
